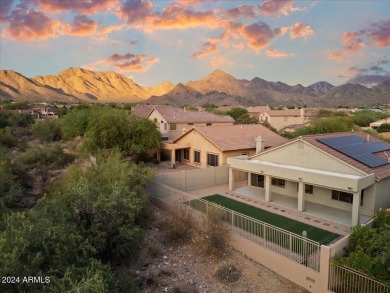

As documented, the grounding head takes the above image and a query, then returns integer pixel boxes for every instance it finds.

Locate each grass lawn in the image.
[201,194,339,245]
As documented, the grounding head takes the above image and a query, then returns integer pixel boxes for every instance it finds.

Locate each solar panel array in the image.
[316,135,390,168]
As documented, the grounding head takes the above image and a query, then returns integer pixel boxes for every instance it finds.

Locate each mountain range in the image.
[1,68,389,107]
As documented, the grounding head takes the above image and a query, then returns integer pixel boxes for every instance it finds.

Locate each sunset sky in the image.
[0,0,389,87]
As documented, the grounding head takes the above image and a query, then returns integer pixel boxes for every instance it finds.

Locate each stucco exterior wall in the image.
[252,140,365,176]
[259,114,306,131]
[172,129,257,167]
[373,178,390,210]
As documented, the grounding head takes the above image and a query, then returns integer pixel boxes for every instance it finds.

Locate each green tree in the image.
[84,109,160,155]
[32,119,62,142]
[60,107,93,140]
[291,116,354,137]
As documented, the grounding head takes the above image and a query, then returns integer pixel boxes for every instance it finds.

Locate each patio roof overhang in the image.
[161,142,191,150]
[227,157,375,193]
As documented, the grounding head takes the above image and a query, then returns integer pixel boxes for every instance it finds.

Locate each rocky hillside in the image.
[1,68,389,106]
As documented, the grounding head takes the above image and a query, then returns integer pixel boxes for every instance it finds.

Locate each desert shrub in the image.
[18,143,74,168]
[32,119,62,142]
[193,206,230,257]
[377,123,390,133]
[137,242,161,266]
[60,107,94,140]
[0,127,17,147]
[163,201,194,243]
[213,262,241,284]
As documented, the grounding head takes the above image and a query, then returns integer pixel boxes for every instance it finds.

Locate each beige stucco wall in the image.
[259,114,307,131]
[252,140,365,176]
[172,129,257,167]
[373,178,390,210]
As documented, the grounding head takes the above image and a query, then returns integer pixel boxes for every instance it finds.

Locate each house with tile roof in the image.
[131,105,154,118]
[147,106,234,140]
[162,124,288,168]
[227,131,390,227]
[259,108,318,131]
[370,117,390,130]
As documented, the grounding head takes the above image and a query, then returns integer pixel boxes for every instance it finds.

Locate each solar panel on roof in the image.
[316,135,390,168]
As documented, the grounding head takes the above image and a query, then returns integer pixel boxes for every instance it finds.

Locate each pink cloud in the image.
[259,0,300,16]
[240,22,275,50]
[327,50,344,61]
[61,15,97,36]
[341,32,365,52]
[289,22,313,39]
[33,0,118,14]
[3,8,61,41]
[266,48,294,57]
[118,0,153,25]
[192,41,218,58]
[211,56,232,67]
[0,0,13,24]
[367,19,390,47]
[86,52,159,73]
[226,5,256,18]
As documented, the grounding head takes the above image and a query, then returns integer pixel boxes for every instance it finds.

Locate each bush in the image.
[193,206,230,257]
[0,127,17,147]
[377,123,390,133]
[32,119,62,142]
[18,143,74,168]
[213,262,241,284]
[163,201,194,243]
[60,107,94,140]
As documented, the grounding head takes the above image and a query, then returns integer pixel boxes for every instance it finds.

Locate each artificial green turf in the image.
[202,194,339,245]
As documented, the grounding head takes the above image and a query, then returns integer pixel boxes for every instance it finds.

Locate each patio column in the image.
[247,172,252,186]
[298,182,305,212]
[171,149,175,168]
[265,175,271,202]
[352,191,361,227]
[229,168,234,191]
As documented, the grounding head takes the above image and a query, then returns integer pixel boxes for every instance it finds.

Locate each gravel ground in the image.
[132,206,309,293]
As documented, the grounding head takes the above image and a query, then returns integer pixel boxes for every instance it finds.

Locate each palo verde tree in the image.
[83,108,160,155]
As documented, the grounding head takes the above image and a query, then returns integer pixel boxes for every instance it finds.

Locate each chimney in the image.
[300,107,305,118]
[255,136,265,154]
[367,134,370,142]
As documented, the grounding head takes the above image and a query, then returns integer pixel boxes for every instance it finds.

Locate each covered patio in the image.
[227,157,376,227]
[233,185,371,228]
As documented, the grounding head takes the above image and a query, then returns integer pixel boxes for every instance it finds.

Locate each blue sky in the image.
[0,0,389,87]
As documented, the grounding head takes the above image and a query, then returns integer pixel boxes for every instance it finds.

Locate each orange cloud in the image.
[97,24,124,36]
[259,0,300,16]
[266,48,294,57]
[152,6,216,29]
[289,22,313,39]
[211,56,233,67]
[3,8,61,41]
[61,15,97,36]
[342,32,365,52]
[34,0,118,14]
[192,41,218,58]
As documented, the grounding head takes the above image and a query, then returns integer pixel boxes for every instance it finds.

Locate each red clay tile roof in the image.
[132,105,154,117]
[262,109,318,117]
[301,132,390,180]
[152,106,234,123]
[174,124,288,151]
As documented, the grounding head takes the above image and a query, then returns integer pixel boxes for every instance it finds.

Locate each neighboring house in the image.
[227,131,390,227]
[247,106,270,119]
[18,105,58,119]
[259,108,317,131]
[131,105,154,118]
[370,117,390,130]
[148,106,234,140]
[162,124,288,168]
